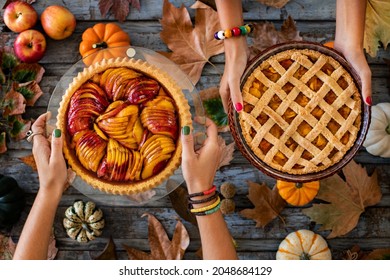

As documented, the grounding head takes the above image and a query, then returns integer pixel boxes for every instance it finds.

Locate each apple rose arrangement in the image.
[58,58,191,194]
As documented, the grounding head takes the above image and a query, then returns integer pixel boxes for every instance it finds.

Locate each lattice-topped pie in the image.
[239,48,362,175]
[57,57,192,195]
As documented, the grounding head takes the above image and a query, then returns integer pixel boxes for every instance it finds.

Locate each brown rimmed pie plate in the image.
[228,41,370,182]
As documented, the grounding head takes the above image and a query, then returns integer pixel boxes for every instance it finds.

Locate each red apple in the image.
[14,30,46,63]
[3,1,38,33]
[40,5,76,40]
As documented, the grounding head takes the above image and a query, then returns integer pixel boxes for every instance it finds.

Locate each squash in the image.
[276,180,319,206]
[0,174,26,228]
[63,200,105,243]
[79,23,131,66]
[363,102,390,158]
[276,229,332,260]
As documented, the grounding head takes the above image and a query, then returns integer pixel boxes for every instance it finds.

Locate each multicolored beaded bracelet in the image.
[188,185,217,198]
[193,202,221,216]
[214,24,254,40]
[190,196,221,213]
[189,191,219,205]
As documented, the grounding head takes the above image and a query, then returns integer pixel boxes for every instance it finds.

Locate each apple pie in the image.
[239,48,362,175]
[57,57,192,195]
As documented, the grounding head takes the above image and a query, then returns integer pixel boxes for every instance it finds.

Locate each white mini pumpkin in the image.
[363,103,390,158]
[276,229,332,260]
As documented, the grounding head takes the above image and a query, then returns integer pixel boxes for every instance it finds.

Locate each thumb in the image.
[229,79,243,112]
[51,129,64,163]
[181,125,195,160]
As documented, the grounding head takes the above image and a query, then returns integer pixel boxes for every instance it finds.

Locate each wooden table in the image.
[1,0,389,260]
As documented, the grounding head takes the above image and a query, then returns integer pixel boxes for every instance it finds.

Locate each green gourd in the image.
[0,174,26,227]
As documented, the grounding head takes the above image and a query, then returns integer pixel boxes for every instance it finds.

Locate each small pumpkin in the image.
[363,102,390,158]
[276,229,332,260]
[79,23,131,66]
[0,174,26,228]
[63,200,105,243]
[276,180,319,206]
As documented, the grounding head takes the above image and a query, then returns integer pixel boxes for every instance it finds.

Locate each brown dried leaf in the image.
[124,213,189,260]
[0,132,7,154]
[159,0,224,85]
[302,160,382,238]
[341,245,367,260]
[9,115,31,140]
[0,234,16,260]
[168,182,198,226]
[249,16,302,60]
[240,181,287,227]
[256,0,290,8]
[17,81,43,106]
[99,0,140,22]
[363,248,390,260]
[217,136,234,169]
[19,154,37,171]
[2,89,26,117]
[92,236,117,260]
[47,231,58,260]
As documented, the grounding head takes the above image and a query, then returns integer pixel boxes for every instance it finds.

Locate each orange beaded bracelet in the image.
[214,24,253,40]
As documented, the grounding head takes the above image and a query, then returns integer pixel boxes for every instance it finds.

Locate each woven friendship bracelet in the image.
[188,191,219,205]
[188,185,217,198]
[214,24,254,40]
[190,196,221,213]
[193,203,221,216]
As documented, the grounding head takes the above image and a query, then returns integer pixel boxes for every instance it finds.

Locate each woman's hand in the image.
[31,112,67,198]
[181,117,222,194]
[219,37,249,113]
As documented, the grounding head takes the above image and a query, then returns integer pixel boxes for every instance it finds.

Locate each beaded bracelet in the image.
[214,24,253,40]
[190,196,221,213]
[188,185,217,199]
[189,191,219,205]
[193,202,221,216]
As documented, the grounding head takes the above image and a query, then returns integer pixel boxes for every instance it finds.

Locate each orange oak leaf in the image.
[240,181,287,227]
[249,16,302,60]
[19,154,37,171]
[159,0,224,85]
[302,160,382,239]
[123,213,189,260]
[92,236,117,260]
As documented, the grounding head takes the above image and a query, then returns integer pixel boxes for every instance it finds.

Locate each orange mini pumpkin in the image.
[79,23,131,66]
[276,180,320,206]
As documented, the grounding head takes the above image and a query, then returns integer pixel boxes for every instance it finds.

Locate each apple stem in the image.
[92,42,108,49]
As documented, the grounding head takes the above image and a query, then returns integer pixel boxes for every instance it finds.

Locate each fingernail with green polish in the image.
[54,129,61,138]
[182,126,190,135]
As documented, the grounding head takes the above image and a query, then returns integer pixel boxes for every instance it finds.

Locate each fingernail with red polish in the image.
[365,96,372,106]
[235,102,243,112]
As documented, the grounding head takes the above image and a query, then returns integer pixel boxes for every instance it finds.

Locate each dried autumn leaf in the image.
[0,132,7,154]
[99,0,140,22]
[168,182,198,226]
[92,236,117,260]
[363,248,390,260]
[17,81,43,106]
[342,245,367,260]
[364,0,390,57]
[240,181,287,227]
[8,115,31,140]
[257,0,290,8]
[217,136,234,169]
[2,89,26,117]
[19,154,37,171]
[0,234,16,260]
[249,16,302,59]
[199,87,229,132]
[302,160,382,238]
[159,0,224,85]
[11,63,45,84]
[124,213,189,260]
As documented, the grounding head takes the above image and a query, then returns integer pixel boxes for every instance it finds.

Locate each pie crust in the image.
[57,57,192,195]
[239,48,362,175]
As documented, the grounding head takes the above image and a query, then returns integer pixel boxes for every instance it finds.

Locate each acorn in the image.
[220,182,236,199]
[220,198,235,214]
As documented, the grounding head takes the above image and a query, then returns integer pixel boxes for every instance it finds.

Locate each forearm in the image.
[335,0,366,51]
[196,211,238,260]
[13,186,62,260]
[215,0,244,28]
